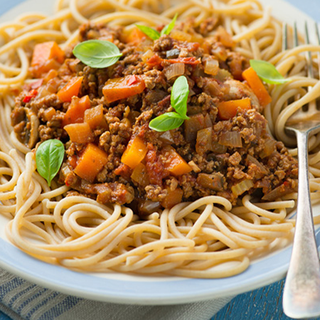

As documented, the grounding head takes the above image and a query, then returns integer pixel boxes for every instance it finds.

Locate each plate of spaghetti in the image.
[1,0,320,305]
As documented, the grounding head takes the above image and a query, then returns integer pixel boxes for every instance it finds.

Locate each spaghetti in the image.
[0,0,320,279]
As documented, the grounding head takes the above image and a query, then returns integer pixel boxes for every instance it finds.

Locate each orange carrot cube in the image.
[64,122,93,144]
[74,143,109,182]
[218,98,252,120]
[121,136,147,169]
[84,105,108,129]
[242,67,272,107]
[63,95,91,126]
[162,146,192,176]
[57,76,83,103]
[102,75,145,103]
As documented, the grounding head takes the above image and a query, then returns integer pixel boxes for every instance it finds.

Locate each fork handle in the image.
[283,130,320,319]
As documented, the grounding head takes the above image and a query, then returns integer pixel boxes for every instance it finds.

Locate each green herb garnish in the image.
[36,139,65,187]
[73,39,122,68]
[149,75,189,132]
[149,112,184,132]
[160,13,178,36]
[250,59,290,84]
[136,14,178,41]
[136,25,161,40]
[170,74,189,118]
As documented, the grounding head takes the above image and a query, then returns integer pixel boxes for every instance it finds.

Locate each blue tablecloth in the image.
[1,0,320,319]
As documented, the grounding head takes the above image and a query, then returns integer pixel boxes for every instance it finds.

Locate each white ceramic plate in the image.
[0,0,319,305]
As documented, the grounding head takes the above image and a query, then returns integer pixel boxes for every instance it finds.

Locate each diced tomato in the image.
[166,57,200,65]
[23,89,38,103]
[147,55,163,67]
[68,155,78,169]
[114,163,132,179]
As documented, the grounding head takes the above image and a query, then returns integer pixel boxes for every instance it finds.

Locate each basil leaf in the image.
[149,112,184,132]
[136,25,160,40]
[250,59,290,84]
[73,40,122,68]
[36,139,65,187]
[161,13,178,36]
[171,76,189,118]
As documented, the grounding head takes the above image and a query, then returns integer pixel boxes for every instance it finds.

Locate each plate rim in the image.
[0,0,318,305]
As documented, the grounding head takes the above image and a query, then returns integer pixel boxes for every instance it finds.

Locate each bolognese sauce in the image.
[11,18,298,216]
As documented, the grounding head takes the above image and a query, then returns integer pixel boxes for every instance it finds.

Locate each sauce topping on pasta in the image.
[11,18,298,216]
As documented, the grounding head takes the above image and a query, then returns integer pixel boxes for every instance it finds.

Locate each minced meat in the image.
[11,18,298,216]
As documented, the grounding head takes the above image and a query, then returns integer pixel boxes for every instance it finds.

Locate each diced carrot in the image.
[31,41,64,77]
[84,105,108,129]
[242,67,272,107]
[121,136,147,169]
[57,76,83,103]
[162,146,192,176]
[64,122,93,144]
[161,187,183,209]
[218,98,252,120]
[123,27,146,44]
[74,143,109,182]
[63,95,91,126]
[102,75,146,103]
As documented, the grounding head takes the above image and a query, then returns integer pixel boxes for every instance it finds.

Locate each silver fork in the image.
[282,22,320,319]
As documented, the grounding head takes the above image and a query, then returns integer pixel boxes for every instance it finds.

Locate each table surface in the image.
[1,0,320,319]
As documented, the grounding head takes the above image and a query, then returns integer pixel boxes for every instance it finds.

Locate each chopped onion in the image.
[259,138,276,158]
[204,58,219,76]
[170,30,192,42]
[211,141,227,154]
[196,127,213,154]
[197,173,225,191]
[231,179,254,197]
[131,163,149,187]
[246,154,268,174]
[164,63,185,80]
[184,113,207,143]
[142,49,154,62]
[219,131,242,148]
[159,131,175,144]
[216,26,234,47]
[138,200,161,216]
[188,160,201,173]
[204,113,212,127]
[214,68,232,82]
